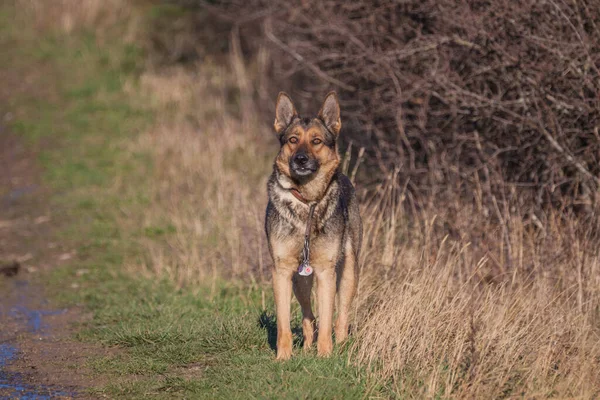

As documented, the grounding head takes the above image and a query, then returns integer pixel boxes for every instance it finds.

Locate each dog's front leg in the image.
[273,267,294,360]
[315,267,336,357]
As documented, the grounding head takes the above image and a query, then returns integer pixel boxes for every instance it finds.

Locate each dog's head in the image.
[273,92,341,184]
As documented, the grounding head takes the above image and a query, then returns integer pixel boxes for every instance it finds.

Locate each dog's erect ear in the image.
[274,92,298,134]
[318,91,341,135]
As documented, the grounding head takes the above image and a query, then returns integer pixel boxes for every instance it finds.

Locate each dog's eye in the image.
[289,137,299,144]
[311,138,322,145]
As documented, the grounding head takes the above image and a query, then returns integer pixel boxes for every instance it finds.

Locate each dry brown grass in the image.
[127,64,274,289]
[353,183,600,397]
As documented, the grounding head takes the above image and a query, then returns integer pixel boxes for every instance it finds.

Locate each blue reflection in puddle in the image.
[8,306,66,334]
[1,284,77,399]
[0,343,75,399]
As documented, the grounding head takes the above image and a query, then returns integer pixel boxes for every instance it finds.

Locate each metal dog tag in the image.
[298,260,313,276]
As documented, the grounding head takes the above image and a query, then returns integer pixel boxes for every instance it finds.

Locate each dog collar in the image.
[289,188,308,203]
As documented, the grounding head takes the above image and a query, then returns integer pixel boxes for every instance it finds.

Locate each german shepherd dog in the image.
[265,92,362,360]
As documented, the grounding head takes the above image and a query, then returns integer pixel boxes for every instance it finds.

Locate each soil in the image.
[0,129,107,399]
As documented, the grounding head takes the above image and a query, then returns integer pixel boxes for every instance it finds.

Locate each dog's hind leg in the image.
[293,274,316,350]
[335,239,358,343]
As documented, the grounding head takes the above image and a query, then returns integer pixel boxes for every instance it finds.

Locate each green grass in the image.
[1,4,385,399]
[76,279,376,398]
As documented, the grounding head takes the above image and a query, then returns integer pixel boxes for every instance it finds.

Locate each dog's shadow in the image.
[258,311,304,352]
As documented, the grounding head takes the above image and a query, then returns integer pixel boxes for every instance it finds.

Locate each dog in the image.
[265,91,362,360]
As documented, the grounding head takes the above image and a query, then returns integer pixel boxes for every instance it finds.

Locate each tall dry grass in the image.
[353,180,600,397]
[126,64,274,289]
[22,2,600,397]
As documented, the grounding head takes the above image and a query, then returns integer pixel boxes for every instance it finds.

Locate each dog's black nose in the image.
[293,153,309,165]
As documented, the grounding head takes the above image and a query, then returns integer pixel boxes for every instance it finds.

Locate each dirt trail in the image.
[0,129,104,399]
[0,280,79,399]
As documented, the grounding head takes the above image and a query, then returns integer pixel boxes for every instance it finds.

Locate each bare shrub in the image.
[192,0,600,220]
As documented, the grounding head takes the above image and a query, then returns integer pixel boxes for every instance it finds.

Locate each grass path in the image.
[1,4,383,399]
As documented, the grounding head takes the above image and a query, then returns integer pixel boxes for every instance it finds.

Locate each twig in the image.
[443,79,600,187]
[263,19,356,92]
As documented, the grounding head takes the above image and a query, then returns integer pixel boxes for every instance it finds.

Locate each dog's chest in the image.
[270,221,341,269]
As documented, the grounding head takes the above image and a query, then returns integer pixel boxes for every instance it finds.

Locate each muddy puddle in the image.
[0,280,77,399]
[0,343,75,399]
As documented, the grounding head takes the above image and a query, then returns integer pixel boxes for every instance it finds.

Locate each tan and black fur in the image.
[265,92,362,360]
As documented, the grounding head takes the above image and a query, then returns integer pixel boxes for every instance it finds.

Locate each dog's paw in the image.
[335,319,349,343]
[276,349,292,361]
[276,332,293,360]
[302,319,316,350]
[317,337,333,357]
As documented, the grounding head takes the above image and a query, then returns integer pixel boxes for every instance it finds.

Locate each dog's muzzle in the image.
[290,152,318,177]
